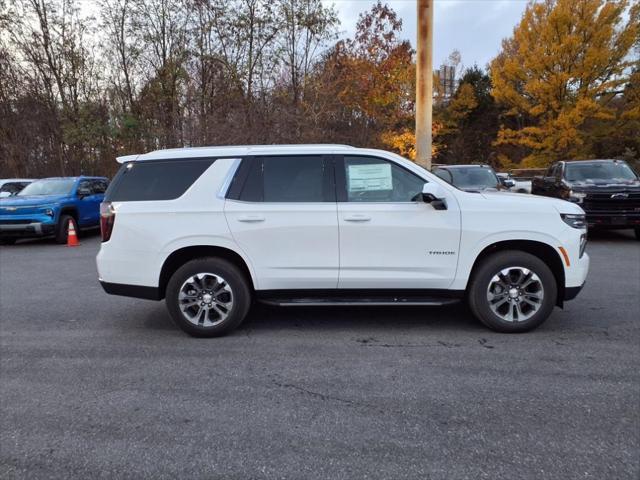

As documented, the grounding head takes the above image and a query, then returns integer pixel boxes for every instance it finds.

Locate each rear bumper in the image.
[0,222,55,238]
[99,280,162,301]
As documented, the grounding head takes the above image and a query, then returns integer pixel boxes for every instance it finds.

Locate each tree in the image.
[491,0,640,167]
[434,65,501,165]
[2,0,109,176]
[310,1,416,150]
[275,0,338,107]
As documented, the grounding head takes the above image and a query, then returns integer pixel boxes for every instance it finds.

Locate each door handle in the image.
[237,215,265,223]
[344,214,371,222]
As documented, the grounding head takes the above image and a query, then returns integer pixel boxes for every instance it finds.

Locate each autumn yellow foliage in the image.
[491,0,639,166]
[381,122,442,161]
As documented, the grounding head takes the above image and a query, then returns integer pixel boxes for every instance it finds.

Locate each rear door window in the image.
[233,156,334,202]
[106,159,214,201]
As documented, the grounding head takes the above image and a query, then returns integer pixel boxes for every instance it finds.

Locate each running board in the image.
[258,297,461,307]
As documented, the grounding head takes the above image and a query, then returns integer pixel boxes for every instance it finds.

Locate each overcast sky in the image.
[324,0,531,70]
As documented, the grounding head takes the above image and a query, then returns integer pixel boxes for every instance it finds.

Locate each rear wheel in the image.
[468,250,557,333]
[55,214,77,244]
[165,257,251,337]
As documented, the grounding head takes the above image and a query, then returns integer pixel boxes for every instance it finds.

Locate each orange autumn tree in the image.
[311,2,428,157]
[491,0,640,167]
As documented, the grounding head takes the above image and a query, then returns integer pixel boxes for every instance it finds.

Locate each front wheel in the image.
[635,227,640,241]
[468,251,557,333]
[0,238,17,245]
[165,257,251,337]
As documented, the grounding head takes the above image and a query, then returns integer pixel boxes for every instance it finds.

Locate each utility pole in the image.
[415,0,434,169]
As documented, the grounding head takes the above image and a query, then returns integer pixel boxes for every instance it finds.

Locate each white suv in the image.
[96,145,589,337]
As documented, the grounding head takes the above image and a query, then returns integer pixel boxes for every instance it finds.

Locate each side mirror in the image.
[503,179,516,189]
[421,183,447,210]
[77,187,92,197]
[0,192,11,199]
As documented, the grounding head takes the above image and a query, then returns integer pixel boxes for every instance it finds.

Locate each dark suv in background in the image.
[432,164,514,192]
[531,159,640,239]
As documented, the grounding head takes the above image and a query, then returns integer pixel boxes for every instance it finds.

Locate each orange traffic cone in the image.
[67,219,80,247]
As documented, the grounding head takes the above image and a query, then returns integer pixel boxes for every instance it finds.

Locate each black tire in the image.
[165,257,251,337]
[0,238,17,245]
[55,214,77,244]
[467,250,557,333]
[635,227,640,241]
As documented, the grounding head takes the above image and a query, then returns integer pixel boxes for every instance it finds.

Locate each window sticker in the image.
[348,163,392,192]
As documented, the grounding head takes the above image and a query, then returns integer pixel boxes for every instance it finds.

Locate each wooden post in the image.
[415,0,434,169]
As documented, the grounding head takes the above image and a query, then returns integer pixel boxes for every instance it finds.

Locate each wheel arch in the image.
[159,245,255,300]
[468,239,566,306]
[58,206,79,223]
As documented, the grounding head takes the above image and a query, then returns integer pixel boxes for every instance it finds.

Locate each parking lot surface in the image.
[1,231,639,479]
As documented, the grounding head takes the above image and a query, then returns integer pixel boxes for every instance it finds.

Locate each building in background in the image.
[434,64,457,100]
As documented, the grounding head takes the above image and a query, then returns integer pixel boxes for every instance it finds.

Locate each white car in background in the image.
[497,173,531,194]
[0,179,35,198]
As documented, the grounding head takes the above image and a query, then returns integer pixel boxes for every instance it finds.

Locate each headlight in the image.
[561,213,587,229]
[568,191,587,203]
[38,205,56,216]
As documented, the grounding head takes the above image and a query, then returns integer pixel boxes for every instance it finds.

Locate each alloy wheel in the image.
[486,266,544,322]
[178,272,234,326]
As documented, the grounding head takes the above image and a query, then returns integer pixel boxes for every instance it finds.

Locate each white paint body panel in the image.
[337,200,461,289]
[224,200,339,289]
[97,146,589,297]
[97,159,257,287]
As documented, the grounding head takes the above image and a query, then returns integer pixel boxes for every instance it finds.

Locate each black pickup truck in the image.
[531,159,640,239]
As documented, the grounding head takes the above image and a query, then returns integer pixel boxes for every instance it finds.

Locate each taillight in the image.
[100,202,115,242]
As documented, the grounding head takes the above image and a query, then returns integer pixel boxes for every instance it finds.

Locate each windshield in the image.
[565,162,638,182]
[18,179,75,196]
[438,167,499,189]
[0,182,28,194]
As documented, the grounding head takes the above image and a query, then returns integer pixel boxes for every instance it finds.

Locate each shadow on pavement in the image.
[139,300,481,336]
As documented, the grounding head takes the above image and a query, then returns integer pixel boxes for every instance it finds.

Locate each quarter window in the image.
[343,156,424,202]
[105,159,214,202]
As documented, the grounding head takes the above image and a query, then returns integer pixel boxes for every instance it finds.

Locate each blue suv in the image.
[0,176,109,244]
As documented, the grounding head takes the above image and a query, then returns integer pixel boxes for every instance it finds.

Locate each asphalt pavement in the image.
[1,230,639,479]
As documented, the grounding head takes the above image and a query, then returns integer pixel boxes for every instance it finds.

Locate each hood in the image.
[480,190,584,215]
[569,178,640,191]
[0,194,69,208]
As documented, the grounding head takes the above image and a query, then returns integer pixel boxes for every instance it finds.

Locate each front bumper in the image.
[585,212,640,229]
[0,221,55,238]
[565,282,585,301]
[564,252,589,303]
